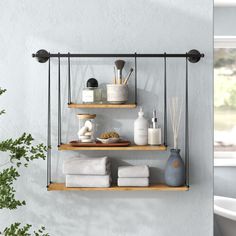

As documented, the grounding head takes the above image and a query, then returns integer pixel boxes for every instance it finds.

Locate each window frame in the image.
[214,36,236,166]
[214,0,236,7]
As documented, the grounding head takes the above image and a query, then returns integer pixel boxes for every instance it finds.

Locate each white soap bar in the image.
[78,126,88,136]
[80,135,91,140]
[85,132,92,136]
[85,120,93,131]
[81,139,93,143]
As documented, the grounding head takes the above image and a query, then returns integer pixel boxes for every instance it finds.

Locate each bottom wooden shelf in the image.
[47,183,189,191]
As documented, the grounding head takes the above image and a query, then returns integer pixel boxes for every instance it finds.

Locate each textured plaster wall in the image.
[0,1,213,236]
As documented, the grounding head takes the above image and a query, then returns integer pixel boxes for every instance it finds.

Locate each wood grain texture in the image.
[58,144,167,151]
[68,103,137,109]
[48,183,189,191]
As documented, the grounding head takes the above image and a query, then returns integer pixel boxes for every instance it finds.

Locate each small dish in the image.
[97,137,120,144]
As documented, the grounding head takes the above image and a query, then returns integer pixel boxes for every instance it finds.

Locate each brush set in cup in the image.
[107,60,133,104]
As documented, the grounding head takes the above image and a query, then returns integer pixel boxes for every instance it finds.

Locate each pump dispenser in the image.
[148,109,162,145]
[134,107,149,145]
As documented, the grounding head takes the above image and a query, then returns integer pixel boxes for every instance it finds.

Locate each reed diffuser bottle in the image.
[164,97,185,187]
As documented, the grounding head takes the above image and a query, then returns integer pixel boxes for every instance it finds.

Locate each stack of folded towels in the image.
[63,156,111,188]
[117,165,149,187]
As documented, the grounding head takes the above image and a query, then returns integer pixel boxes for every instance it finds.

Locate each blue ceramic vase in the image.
[164,149,185,187]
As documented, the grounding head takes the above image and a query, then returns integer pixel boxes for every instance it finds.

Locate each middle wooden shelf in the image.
[59,144,167,151]
[68,103,137,109]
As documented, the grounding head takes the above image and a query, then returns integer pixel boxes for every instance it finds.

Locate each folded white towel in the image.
[118,165,149,178]
[118,177,149,187]
[63,156,109,175]
[66,175,111,188]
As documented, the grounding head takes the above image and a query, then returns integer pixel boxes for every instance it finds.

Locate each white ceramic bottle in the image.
[134,107,148,145]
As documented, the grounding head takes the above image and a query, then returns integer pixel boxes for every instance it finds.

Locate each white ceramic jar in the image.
[106,84,128,104]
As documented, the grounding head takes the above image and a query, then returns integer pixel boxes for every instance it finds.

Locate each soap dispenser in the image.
[148,109,162,145]
[134,107,148,145]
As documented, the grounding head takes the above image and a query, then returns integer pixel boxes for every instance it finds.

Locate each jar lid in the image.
[77,114,96,119]
[87,78,98,88]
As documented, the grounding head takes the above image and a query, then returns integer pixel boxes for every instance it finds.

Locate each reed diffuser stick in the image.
[168,97,183,149]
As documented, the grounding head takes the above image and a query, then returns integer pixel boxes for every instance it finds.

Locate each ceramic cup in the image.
[106,84,128,104]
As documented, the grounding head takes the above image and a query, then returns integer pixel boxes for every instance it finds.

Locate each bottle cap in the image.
[138,107,144,116]
[87,78,98,88]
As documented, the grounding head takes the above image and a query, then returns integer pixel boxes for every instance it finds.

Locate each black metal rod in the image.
[33,52,204,58]
[58,55,62,146]
[134,53,137,105]
[185,55,189,187]
[68,54,72,104]
[47,57,51,187]
[164,54,167,146]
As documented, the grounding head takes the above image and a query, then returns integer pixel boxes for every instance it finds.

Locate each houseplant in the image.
[0,87,49,236]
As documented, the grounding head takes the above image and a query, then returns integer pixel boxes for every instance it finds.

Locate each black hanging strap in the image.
[68,53,72,104]
[164,53,167,146]
[134,52,137,105]
[185,55,190,187]
[47,57,51,187]
[58,54,62,146]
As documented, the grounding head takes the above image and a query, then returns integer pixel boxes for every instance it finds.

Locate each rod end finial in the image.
[34,49,49,63]
[188,49,202,63]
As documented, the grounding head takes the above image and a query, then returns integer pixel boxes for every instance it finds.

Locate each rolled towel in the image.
[118,165,149,178]
[118,177,149,187]
[63,156,110,175]
[66,175,111,188]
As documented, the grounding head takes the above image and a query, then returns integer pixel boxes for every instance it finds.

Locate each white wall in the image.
[0,1,213,236]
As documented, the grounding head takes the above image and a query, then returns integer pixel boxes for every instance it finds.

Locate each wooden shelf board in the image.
[59,144,167,151]
[68,103,137,109]
[48,183,189,191]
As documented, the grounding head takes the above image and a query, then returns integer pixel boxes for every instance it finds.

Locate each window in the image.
[214,36,236,166]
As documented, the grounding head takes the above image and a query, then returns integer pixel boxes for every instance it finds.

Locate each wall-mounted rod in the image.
[32,49,204,63]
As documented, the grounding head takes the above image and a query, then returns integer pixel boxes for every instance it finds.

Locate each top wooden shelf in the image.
[68,103,137,109]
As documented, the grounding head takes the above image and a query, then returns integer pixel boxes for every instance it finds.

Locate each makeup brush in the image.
[113,66,117,84]
[123,68,134,85]
[115,60,125,84]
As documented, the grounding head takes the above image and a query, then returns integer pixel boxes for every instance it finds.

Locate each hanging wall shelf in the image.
[48,183,189,191]
[59,144,167,151]
[68,103,137,109]
[32,49,204,191]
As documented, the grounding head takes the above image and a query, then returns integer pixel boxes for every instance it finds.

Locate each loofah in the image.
[100,131,120,139]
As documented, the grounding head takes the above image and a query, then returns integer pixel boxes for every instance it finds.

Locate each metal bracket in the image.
[188,49,202,63]
[33,49,49,63]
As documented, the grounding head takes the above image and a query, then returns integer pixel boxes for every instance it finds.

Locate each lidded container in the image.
[82,78,102,104]
[77,114,96,143]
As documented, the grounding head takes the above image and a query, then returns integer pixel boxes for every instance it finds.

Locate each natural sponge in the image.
[100,131,120,139]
